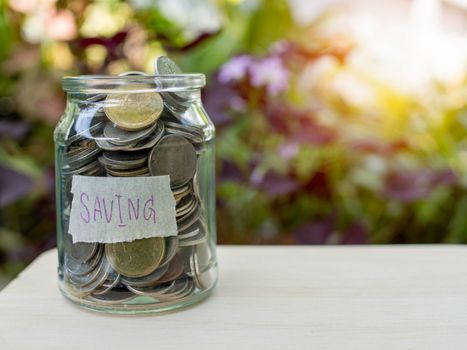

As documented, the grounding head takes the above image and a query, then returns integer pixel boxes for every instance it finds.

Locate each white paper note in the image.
[68,175,177,243]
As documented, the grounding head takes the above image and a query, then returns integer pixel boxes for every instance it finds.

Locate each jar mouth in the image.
[62,74,206,93]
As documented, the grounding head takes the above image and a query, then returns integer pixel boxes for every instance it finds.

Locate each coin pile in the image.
[60,57,216,306]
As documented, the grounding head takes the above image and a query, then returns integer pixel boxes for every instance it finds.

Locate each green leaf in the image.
[244,0,293,53]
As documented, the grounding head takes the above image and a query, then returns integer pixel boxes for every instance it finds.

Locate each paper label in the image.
[68,175,177,243]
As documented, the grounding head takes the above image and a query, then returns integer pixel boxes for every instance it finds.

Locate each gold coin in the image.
[105,237,165,278]
[104,84,163,131]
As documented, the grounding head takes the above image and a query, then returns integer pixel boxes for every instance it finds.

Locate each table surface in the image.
[1,245,467,350]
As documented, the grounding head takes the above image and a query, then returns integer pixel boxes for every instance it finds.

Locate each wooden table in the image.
[1,246,467,350]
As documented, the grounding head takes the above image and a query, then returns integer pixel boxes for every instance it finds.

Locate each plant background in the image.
[1,0,467,288]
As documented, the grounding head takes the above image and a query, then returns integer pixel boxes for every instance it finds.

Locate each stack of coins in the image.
[60,57,216,306]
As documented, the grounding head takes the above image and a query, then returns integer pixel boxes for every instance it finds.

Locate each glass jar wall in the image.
[54,74,217,313]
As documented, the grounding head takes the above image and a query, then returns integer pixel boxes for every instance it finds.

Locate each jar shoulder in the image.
[54,101,78,145]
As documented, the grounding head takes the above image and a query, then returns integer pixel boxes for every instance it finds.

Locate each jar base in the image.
[58,282,216,315]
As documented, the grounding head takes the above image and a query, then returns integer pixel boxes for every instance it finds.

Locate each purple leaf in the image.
[251,170,300,197]
[341,222,368,244]
[350,139,407,155]
[219,160,244,182]
[202,78,243,127]
[0,166,35,207]
[294,214,336,244]
[383,168,457,203]
[218,55,252,84]
[0,119,30,140]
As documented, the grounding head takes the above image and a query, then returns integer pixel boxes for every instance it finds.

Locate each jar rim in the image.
[62,74,206,93]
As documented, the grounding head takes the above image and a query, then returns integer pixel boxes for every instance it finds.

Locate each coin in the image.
[177,206,202,232]
[103,121,158,146]
[178,225,200,241]
[95,138,137,151]
[99,151,148,170]
[157,278,194,301]
[105,166,149,177]
[165,128,204,145]
[92,271,121,296]
[121,263,169,288]
[162,91,192,113]
[155,254,184,284]
[149,135,197,188]
[64,141,101,171]
[127,279,176,297]
[63,159,102,176]
[64,233,98,263]
[192,242,216,290]
[154,56,182,75]
[65,246,103,277]
[176,194,197,218]
[129,122,165,151]
[105,237,165,278]
[86,288,136,305]
[163,121,203,139]
[178,229,207,247]
[160,236,179,266]
[104,84,163,131]
[78,272,114,296]
[67,255,110,291]
[172,183,191,198]
[154,56,194,112]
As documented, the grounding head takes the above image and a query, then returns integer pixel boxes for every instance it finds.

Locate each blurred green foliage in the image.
[1,0,467,288]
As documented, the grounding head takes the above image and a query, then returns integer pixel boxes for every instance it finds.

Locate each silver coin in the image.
[160,236,179,266]
[76,258,113,295]
[192,242,216,290]
[149,135,197,188]
[176,195,197,218]
[129,277,192,301]
[154,56,195,111]
[86,289,136,305]
[99,151,148,169]
[172,183,191,197]
[128,122,165,151]
[95,138,138,151]
[155,254,184,284]
[62,159,101,176]
[63,233,98,263]
[160,107,185,123]
[177,206,202,232]
[66,253,108,288]
[103,121,158,146]
[91,271,121,296]
[157,278,194,301]
[178,229,207,247]
[64,143,101,171]
[178,224,200,241]
[121,263,170,288]
[165,128,204,144]
[105,166,149,177]
[179,246,195,275]
[82,162,105,176]
[126,279,176,297]
[161,92,192,112]
[64,246,103,277]
[164,121,203,138]
[154,56,182,75]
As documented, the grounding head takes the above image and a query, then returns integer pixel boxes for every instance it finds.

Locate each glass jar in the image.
[54,74,217,314]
